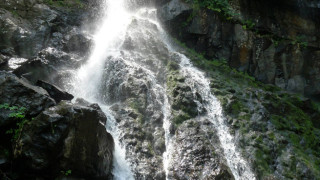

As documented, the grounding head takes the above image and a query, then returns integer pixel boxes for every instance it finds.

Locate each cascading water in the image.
[173,53,256,180]
[69,0,135,179]
[68,0,256,179]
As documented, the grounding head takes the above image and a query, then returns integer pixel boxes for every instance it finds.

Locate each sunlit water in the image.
[67,0,256,179]
[69,0,134,179]
[174,53,256,180]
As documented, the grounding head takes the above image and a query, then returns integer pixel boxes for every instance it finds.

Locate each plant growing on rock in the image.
[61,170,72,176]
[0,104,29,143]
[185,0,235,19]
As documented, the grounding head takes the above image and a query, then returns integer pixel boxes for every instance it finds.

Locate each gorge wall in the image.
[0,0,320,180]
[0,1,114,179]
[157,0,320,100]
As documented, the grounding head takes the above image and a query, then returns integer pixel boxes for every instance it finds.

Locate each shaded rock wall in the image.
[157,0,320,100]
[0,0,101,87]
[15,101,114,180]
[0,71,114,180]
[172,41,320,180]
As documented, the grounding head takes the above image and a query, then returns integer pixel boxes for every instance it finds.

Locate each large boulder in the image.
[13,47,83,86]
[14,100,114,179]
[0,71,55,125]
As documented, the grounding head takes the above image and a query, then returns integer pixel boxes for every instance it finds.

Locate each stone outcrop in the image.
[158,0,320,100]
[14,101,114,180]
[0,71,114,180]
[0,71,55,123]
[0,0,97,87]
[168,118,233,179]
[36,80,74,103]
[177,46,320,179]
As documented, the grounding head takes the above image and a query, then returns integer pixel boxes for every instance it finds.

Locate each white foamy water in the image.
[68,0,256,179]
[162,87,173,180]
[69,0,134,179]
[175,53,256,180]
[101,105,135,180]
[73,0,131,101]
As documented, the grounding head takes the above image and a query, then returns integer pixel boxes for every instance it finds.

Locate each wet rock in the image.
[14,101,114,179]
[0,4,57,58]
[0,54,9,70]
[158,0,191,22]
[157,0,320,97]
[287,75,306,94]
[36,80,74,103]
[98,19,172,176]
[63,32,92,56]
[0,71,55,124]
[169,118,234,180]
[13,47,82,85]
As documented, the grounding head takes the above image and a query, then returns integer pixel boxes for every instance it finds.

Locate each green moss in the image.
[254,149,272,177]
[128,99,145,124]
[44,0,85,9]
[185,0,234,19]
[147,142,155,155]
[230,101,242,114]
[172,112,191,126]
[172,35,320,179]
[9,10,20,17]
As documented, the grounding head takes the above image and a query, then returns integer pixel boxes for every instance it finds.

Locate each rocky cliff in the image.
[157,0,320,100]
[0,0,319,180]
[0,1,114,179]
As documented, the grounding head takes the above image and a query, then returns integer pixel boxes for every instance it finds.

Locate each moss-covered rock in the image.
[173,39,320,179]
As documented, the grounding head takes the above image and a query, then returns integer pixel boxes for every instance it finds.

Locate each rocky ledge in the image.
[0,71,114,180]
[157,0,320,100]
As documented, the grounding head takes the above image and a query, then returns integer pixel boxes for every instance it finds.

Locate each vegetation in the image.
[128,98,145,125]
[171,38,320,179]
[44,0,85,9]
[0,104,29,143]
[185,0,234,19]
[181,0,309,52]
[61,169,72,176]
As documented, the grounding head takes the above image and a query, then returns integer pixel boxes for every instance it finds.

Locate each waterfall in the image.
[69,0,135,179]
[174,53,256,180]
[67,0,256,179]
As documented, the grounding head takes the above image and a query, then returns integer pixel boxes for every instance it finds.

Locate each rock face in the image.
[0,71,114,180]
[14,101,114,180]
[96,11,237,179]
[0,2,116,179]
[169,119,233,179]
[1,0,319,180]
[179,46,320,179]
[36,80,74,103]
[0,0,98,88]
[0,71,55,123]
[158,0,320,100]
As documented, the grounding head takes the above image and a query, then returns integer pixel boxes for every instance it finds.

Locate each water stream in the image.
[68,0,256,179]
[174,53,256,180]
[69,0,135,179]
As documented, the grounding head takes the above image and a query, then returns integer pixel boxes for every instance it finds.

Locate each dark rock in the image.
[158,0,191,22]
[0,71,55,125]
[14,101,114,179]
[63,33,92,56]
[36,80,74,103]
[168,118,234,180]
[0,54,9,67]
[13,47,82,85]
[157,0,320,97]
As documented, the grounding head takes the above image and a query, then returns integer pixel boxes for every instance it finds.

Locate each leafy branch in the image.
[0,104,29,144]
